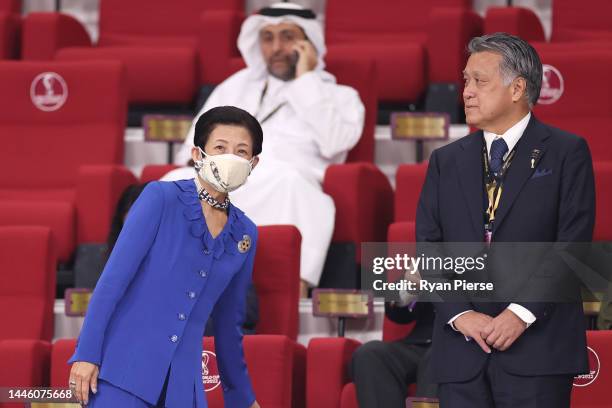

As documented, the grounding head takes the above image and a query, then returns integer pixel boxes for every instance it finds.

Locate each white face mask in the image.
[194,148,254,193]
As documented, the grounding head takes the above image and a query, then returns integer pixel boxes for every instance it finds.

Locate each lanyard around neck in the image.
[483,143,516,226]
[254,81,287,125]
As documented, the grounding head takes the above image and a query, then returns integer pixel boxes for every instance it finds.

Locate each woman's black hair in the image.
[193,106,263,156]
[107,183,149,254]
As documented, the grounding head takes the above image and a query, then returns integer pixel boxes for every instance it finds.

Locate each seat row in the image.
[1,330,610,408]
[3,44,612,279]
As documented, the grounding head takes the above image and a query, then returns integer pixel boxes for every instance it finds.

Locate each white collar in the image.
[483,112,531,159]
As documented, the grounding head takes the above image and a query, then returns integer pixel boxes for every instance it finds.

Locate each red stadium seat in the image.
[0,339,51,408]
[253,226,301,341]
[571,330,612,407]
[552,0,612,43]
[204,336,306,408]
[322,55,394,263]
[0,0,20,60]
[324,0,482,104]
[532,49,612,163]
[0,201,75,263]
[306,337,361,408]
[593,162,612,241]
[0,61,137,261]
[22,0,244,105]
[56,335,306,408]
[486,0,612,44]
[394,163,429,222]
[49,338,74,387]
[484,7,545,42]
[55,47,197,105]
[0,227,55,341]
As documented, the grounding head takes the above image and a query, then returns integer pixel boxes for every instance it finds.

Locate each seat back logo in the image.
[202,350,221,392]
[537,64,564,105]
[30,72,68,112]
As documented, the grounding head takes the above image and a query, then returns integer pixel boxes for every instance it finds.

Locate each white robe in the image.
[164,69,364,286]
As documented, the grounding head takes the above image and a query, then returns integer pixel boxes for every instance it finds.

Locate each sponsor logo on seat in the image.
[537,64,564,105]
[202,350,221,392]
[573,346,600,387]
[30,72,68,111]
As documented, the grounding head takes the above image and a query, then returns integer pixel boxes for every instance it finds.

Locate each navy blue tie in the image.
[490,138,509,176]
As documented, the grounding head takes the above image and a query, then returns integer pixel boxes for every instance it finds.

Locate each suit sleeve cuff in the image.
[507,303,537,327]
[448,310,473,341]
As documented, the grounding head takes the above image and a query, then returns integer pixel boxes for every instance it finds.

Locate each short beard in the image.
[267,63,297,81]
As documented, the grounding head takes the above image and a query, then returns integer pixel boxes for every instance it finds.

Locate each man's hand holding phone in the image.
[293,40,317,78]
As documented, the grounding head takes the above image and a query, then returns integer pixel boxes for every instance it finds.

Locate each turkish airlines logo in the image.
[537,64,564,105]
[573,346,600,387]
[30,72,68,112]
[202,350,221,392]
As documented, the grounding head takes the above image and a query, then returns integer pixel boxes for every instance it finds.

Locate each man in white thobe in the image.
[163,2,365,295]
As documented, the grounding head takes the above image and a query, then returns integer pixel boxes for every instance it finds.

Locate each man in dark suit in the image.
[351,302,437,407]
[416,33,594,407]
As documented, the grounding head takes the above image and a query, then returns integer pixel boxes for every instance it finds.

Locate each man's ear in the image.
[512,77,528,103]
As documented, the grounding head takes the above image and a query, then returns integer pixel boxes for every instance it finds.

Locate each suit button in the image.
[188,291,196,299]
[178,313,186,321]
[170,335,178,343]
[203,249,211,255]
[199,270,207,278]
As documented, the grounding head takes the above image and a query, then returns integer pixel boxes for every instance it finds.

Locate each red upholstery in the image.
[552,0,612,43]
[484,7,545,42]
[0,11,19,60]
[0,227,55,341]
[0,0,20,60]
[325,53,377,163]
[0,0,20,14]
[22,13,91,60]
[324,163,394,261]
[49,338,75,387]
[306,337,361,408]
[394,163,429,222]
[204,335,306,408]
[0,201,75,262]
[571,330,612,407]
[253,226,301,341]
[57,335,305,408]
[22,1,244,103]
[593,162,612,242]
[0,61,136,253]
[140,164,179,183]
[325,0,481,103]
[385,221,418,343]
[56,47,197,104]
[340,383,358,408]
[199,9,245,84]
[0,339,51,408]
[532,49,612,162]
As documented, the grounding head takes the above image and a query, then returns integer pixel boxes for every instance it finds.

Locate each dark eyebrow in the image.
[213,139,228,144]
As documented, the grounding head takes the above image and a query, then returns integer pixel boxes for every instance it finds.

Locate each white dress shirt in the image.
[449,112,536,337]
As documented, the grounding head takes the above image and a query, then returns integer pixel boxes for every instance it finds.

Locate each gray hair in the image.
[468,33,542,108]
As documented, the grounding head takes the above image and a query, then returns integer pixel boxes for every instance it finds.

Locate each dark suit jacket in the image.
[416,115,594,383]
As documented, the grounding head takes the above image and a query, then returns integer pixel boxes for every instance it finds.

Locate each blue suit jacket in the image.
[416,116,594,383]
[69,179,257,408]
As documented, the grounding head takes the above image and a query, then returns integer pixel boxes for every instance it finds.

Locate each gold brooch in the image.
[238,234,251,253]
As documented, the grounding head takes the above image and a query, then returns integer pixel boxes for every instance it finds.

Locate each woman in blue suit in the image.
[68,106,263,408]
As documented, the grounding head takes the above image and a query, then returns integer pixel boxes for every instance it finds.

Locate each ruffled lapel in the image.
[174,179,248,259]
